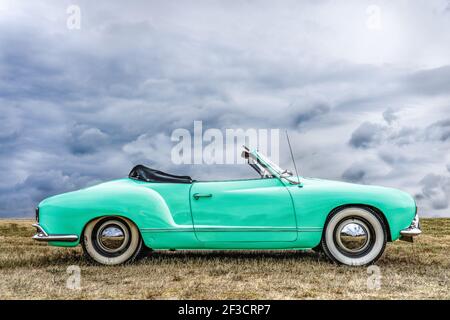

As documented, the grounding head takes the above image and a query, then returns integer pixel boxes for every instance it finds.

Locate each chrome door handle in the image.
[193,193,212,200]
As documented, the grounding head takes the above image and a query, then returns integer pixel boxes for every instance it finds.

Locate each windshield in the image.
[254,151,284,175]
[252,149,300,184]
[241,147,299,183]
[241,149,274,178]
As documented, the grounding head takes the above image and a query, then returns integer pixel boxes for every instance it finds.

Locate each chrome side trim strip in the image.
[32,224,79,242]
[141,227,322,233]
[298,227,322,232]
[196,227,298,233]
[141,228,194,233]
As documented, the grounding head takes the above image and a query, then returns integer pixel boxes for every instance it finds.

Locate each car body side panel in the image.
[37,176,416,250]
[284,177,416,247]
[38,179,198,248]
[190,178,298,242]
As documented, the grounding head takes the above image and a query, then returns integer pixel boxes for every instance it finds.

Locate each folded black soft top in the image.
[129,165,193,184]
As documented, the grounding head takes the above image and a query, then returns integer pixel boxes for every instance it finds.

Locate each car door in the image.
[190,178,297,242]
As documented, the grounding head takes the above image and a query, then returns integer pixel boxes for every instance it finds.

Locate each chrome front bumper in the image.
[399,210,421,242]
[32,224,79,242]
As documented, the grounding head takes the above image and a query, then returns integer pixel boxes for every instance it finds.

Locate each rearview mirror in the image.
[280,169,293,177]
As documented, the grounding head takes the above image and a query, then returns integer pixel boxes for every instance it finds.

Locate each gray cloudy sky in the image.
[0,0,449,217]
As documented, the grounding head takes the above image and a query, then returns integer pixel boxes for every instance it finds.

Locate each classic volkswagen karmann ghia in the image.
[33,147,421,266]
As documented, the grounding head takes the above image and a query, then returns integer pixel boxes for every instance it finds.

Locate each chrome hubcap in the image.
[336,220,370,253]
[97,222,128,253]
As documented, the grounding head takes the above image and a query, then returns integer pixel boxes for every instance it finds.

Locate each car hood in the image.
[294,176,415,204]
[301,176,384,188]
[300,176,400,192]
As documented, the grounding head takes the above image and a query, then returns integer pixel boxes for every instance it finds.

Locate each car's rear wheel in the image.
[82,216,143,265]
[321,207,387,266]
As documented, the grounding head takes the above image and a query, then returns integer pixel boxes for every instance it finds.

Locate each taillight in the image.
[35,207,39,222]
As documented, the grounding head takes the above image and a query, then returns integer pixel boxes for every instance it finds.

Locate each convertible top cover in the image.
[129,165,193,184]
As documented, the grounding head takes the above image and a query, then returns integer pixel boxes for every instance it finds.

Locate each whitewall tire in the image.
[82,216,143,265]
[321,207,387,266]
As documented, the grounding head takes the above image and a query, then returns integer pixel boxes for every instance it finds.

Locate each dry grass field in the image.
[0,218,449,299]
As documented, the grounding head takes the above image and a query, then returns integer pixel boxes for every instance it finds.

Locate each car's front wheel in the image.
[82,216,143,265]
[321,207,387,266]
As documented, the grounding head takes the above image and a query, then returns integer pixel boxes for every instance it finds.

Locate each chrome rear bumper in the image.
[400,210,421,242]
[32,224,78,242]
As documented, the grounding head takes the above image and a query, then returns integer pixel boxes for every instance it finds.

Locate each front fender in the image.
[287,179,416,242]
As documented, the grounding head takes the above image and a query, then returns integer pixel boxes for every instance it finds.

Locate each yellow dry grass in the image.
[0,218,449,299]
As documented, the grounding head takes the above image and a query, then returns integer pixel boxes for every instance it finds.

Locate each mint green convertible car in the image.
[33,147,421,266]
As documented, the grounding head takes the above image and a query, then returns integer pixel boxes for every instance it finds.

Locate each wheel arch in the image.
[324,204,392,242]
[80,214,145,246]
[81,214,147,265]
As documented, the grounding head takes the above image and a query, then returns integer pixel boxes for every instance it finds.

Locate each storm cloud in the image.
[0,0,450,217]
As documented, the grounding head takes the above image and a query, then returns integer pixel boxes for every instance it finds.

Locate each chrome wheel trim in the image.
[83,217,143,265]
[96,220,129,253]
[324,207,386,266]
[335,220,370,254]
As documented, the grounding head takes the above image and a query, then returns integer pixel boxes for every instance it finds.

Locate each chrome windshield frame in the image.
[251,149,301,185]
